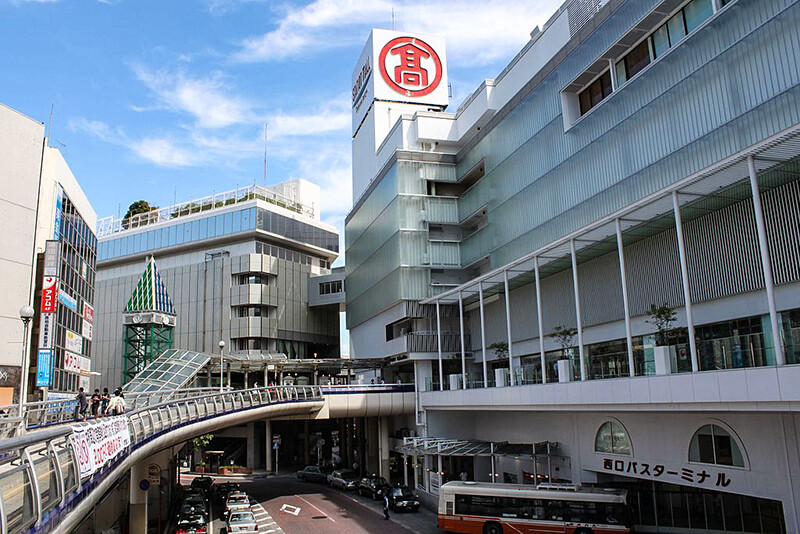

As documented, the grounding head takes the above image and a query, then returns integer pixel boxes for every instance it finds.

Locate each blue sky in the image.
[1,0,560,352]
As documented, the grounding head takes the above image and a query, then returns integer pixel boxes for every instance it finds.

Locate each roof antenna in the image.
[392,7,395,30]
[264,122,269,189]
[47,103,55,147]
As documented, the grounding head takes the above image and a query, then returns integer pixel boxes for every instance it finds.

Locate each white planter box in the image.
[557,359,572,383]
[495,368,509,387]
[449,374,462,391]
[654,346,672,375]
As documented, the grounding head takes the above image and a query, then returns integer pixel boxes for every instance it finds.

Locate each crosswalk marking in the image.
[250,501,284,533]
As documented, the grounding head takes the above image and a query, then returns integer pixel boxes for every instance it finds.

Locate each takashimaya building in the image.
[92,179,343,388]
[346,0,800,532]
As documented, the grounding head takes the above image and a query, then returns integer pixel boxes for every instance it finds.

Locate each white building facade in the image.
[346,0,800,532]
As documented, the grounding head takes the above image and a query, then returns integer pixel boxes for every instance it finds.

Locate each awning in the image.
[397,436,561,458]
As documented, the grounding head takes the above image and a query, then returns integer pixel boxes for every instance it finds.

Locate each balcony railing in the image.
[424,196,459,224]
[406,332,471,353]
[428,240,461,267]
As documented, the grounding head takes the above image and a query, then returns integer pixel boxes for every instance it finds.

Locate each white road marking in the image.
[280,503,301,516]
[295,495,336,522]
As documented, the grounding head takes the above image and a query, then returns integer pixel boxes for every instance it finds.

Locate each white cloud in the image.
[129,138,205,168]
[234,0,560,66]
[269,95,350,137]
[68,117,118,143]
[132,64,252,129]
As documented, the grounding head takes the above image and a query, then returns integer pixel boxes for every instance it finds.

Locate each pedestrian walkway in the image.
[250,500,283,534]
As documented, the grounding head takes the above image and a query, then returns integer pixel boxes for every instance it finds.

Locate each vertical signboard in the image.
[65,330,82,354]
[41,277,58,313]
[44,240,60,277]
[83,302,94,323]
[36,349,53,387]
[53,185,63,241]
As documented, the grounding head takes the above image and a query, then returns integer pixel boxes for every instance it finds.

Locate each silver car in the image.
[226,510,258,533]
[223,494,251,519]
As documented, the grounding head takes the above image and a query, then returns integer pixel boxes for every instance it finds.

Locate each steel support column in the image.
[436,300,444,391]
[615,218,635,377]
[534,257,546,384]
[478,283,488,387]
[748,156,785,365]
[570,239,586,381]
[503,270,514,386]
[672,191,699,372]
[458,291,466,389]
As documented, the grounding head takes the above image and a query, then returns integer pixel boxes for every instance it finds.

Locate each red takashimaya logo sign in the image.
[378,36,443,98]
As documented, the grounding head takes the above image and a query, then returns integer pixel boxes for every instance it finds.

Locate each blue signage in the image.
[53,185,63,241]
[58,291,78,312]
[36,349,53,387]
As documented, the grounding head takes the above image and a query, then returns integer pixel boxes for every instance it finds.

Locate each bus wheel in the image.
[483,522,503,534]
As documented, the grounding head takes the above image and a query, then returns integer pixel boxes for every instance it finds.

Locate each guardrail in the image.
[0,385,322,534]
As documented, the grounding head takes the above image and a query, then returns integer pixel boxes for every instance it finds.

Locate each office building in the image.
[347,1,800,531]
[92,179,341,388]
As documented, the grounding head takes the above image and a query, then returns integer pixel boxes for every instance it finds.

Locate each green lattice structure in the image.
[122,256,176,384]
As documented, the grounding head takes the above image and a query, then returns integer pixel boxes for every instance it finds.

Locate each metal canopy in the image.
[425,124,800,306]
[125,349,210,393]
[398,436,542,457]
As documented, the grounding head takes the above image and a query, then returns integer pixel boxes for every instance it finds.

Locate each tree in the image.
[550,325,578,359]
[646,303,678,346]
[193,433,213,451]
[488,341,509,360]
[122,200,156,229]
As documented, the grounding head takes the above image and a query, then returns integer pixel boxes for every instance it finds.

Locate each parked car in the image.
[296,465,327,482]
[357,476,390,500]
[190,476,214,494]
[223,493,251,518]
[386,485,420,512]
[175,512,207,534]
[328,469,359,490]
[177,501,208,521]
[226,510,258,533]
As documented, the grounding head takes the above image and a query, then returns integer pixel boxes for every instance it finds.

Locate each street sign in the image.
[139,479,150,491]
[147,463,161,484]
[272,434,281,444]
[273,442,280,450]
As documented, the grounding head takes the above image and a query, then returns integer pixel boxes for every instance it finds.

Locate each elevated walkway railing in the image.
[0,385,322,534]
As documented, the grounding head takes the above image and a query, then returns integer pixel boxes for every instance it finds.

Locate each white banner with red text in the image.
[71,417,131,478]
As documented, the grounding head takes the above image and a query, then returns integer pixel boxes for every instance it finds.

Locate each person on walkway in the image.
[90,389,101,418]
[107,393,124,416]
[76,388,88,421]
[383,493,390,520]
[100,388,110,416]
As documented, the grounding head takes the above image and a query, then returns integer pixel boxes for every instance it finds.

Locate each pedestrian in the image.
[460,470,468,481]
[108,393,124,416]
[383,493,390,520]
[76,387,88,421]
[91,389,101,418]
[101,388,110,416]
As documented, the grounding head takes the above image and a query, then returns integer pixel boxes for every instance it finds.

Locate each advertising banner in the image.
[41,277,58,313]
[72,417,131,478]
[59,291,78,312]
[64,351,82,374]
[44,240,60,277]
[36,349,53,387]
[82,319,93,341]
[65,330,82,354]
[39,313,55,349]
[53,185,63,241]
[83,302,94,323]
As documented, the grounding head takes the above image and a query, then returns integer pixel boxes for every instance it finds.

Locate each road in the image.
[198,474,441,534]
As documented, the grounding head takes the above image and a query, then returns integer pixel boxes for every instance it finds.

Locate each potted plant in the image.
[192,434,213,472]
[488,342,510,386]
[645,303,683,375]
[550,326,578,382]
[195,462,206,474]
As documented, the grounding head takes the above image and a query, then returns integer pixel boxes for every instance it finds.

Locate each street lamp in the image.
[218,340,226,393]
[18,305,34,417]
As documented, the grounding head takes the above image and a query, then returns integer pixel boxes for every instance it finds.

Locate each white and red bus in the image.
[438,481,631,534]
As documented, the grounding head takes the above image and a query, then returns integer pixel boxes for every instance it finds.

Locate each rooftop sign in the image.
[352,29,448,133]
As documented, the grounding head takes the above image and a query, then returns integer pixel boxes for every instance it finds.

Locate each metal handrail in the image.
[0,385,324,534]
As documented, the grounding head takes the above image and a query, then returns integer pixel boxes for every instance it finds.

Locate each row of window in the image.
[578,0,717,116]
[319,280,343,295]
[236,305,273,318]
[98,207,338,261]
[237,273,277,287]
[595,420,745,468]
[454,494,628,525]
[254,240,332,269]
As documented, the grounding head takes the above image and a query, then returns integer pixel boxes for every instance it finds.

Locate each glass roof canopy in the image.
[125,349,211,393]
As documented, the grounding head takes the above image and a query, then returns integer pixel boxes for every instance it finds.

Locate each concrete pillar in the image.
[246,422,256,469]
[378,417,390,480]
[303,420,311,465]
[358,417,367,474]
[265,419,273,472]
[403,454,409,486]
[346,418,354,470]
[673,191,699,372]
[129,462,148,534]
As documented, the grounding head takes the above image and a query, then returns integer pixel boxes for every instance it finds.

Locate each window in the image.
[689,424,745,467]
[614,0,715,88]
[319,280,343,295]
[594,420,632,455]
[237,306,270,318]
[578,70,613,116]
[239,274,264,285]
